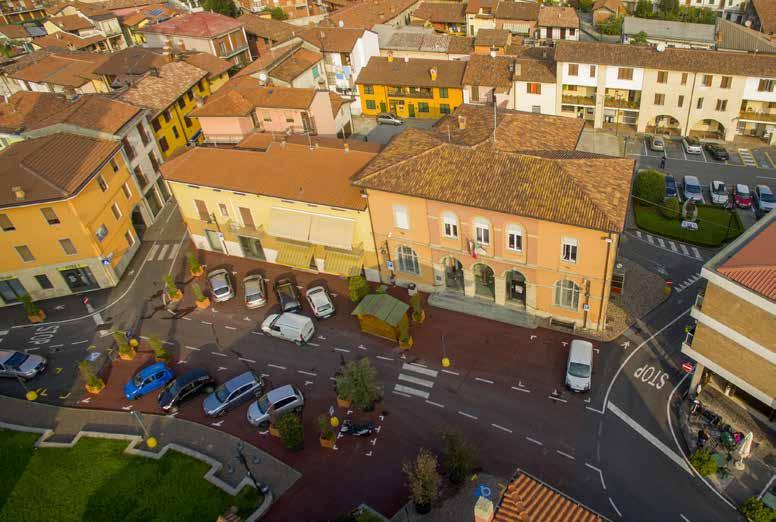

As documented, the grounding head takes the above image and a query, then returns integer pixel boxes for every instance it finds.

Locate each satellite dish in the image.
[338,20,344,28]
[258,72,268,82]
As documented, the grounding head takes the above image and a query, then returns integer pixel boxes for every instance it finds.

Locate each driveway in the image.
[355,117,437,145]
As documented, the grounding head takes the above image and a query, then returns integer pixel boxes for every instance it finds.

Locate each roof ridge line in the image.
[354,130,444,183]
[555,159,623,231]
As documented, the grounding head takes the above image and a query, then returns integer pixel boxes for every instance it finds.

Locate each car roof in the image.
[712,180,724,186]
[757,184,772,193]
[569,340,593,363]
[737,184,749,191]
[265,384,298,403]
[225,371,258,391]
[174,367,209,385]
[684,175,699,183]
[138,362,169,378]
[275,312,312,328]
[244,278,263,292]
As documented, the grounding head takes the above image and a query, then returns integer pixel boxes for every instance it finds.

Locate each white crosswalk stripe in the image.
[738,148,757,167]
[674,273,702,293]
[669,241,678,252]
[393,363,439,399]
[158,244,170,260]
[630,231,702,260]
[394,384,429,399]
[398,374,434,388]
[168,243,180,260]
[680,243,689,255]
[147,244,159,261]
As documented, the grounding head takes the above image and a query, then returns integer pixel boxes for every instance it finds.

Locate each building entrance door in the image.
[59,266,99,292]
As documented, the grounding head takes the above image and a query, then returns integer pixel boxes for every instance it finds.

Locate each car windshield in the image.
[687,138,699,145]
[738,187,750,196]
[4,352,27,369]
[215,384,229,402]
[713,184,726,194]
[246,292,262,302]
[761,192,776,203]
[318,303,332,312]
[686,183,700,194]
[163,378,181,395]
[666,178,676,188]
[568,362,591,379]
[214,285,229,295]
[257,394,270,414]
[133,373,145,387]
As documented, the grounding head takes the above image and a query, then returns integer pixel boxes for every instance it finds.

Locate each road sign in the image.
[682,362,694,374]
[82,296,89,305]
[386,260,394,271]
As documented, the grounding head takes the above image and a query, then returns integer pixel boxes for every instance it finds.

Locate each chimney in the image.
[513,63,521,77]
[474,496,494,522]
[429,66,438,81]
[457,115,466,129]
[343,142,350,153]
[11,186,25,201]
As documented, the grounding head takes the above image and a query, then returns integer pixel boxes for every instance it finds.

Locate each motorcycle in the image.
[339,419,374,437]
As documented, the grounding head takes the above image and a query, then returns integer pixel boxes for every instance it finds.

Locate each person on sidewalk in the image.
[660,155,666,170]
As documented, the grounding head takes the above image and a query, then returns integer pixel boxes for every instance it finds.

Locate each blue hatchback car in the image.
[124,362,174,400]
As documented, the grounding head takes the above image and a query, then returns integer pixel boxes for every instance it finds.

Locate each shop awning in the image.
[309,216,355,250]
[268,208,312,242]
[275,241,315,269]
[324,249,362,277]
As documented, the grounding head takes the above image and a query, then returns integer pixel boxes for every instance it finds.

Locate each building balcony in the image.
[738,110,776,123]
[387,89,433,99]
[604,96,640,110]
[225,220,265,238]
[681,330,694,354]
[561,94,595,106]
[203,134,245,144]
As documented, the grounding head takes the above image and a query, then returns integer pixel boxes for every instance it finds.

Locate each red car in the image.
[735,184,752,208]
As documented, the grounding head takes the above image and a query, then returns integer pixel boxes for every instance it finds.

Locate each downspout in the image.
[598,233,613,331]
[684,72,697,136]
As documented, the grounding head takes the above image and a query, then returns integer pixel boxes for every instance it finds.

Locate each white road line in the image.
[376,355,394,361]
[0,330,8,336]
[585,463,606,490]
[607,402,691,474]
[224,326,236,330]
[50,344,64,348]
[307,342,320,347]
[201,321,212,325]
[147,244,159,261]
[525,436,543,446]
[334,347,350,353]
[25,347,40,352]
[71,340,88,345]
[441,369,460,376]
[182,317,192,321]
[167,243,180,260]
[184,345,200,351]
[398,373,435,388]
[680,515,690,522]
[656,237,665,248]
[475,377,494,384]
[511,386,530,393]
[267,363,286,370]
[157,244,170,261]
[669,241,678,252]
[609,498,622,518]
[549,395,568,403]
[239,357,256,363]
[635,230,642,238]
[425,400,445,408]
[392,390,412,398]
[251,331,262,335]
[646,234,655,244]
[556,450,575,460]
[680,243,689,255]
[491,423,512,434]
[211,352,227,357]
[393,384,429,399]
[691,246,701,259]
[457,410,478,420]
[402,363,439,378]
[298,370,317,377]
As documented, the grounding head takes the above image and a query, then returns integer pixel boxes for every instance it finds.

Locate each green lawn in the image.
[0,430,262,522]
[633,202,744,247]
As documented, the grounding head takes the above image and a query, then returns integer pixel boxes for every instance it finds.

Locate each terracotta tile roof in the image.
[412,2,466,24]
[297,26,366,53]
[51,14,95,31]
[181,51,231,78]
[118,60,206,113]
[0,91,71,133]
[555,40,776,77]
[92,47,167,76]
[466,0,496,16]
[538,6,579,28]
[475,28,510,47]
[752,0,776,35]
[0,133,120,208]
[593,0,621,12]
[717,215,776,300]
[357,56,466,88]
[512,57,556,83]
[234,42,299,79]
[329,91,349,117]
[269,47,323,83]
[9,52,108,87]
[447,35,474,54]
[0,24,30,39]
[189,76,317,117]
[101,0,156,9]
[140,11,242,38]
[354,104,634,232]
[25,94,141,133]
[237,13,296,42]
[46,1,111,18]
[494,472,604,522]
[161,143,376,210]
[236,132,382,153]
[33,31,108,51]
[462,54,514,87]
[495,0,539,21]
[118,4,180,26]
[323,0,421,29]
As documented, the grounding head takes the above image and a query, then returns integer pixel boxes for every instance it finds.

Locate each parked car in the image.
[158,368,215,413]
[682,136,702,154]
[664,175,678,199]
[704,142,729,161]
[682,175,705,203]
[647,135,664,151]
[247,384,305,429]
[565,340,593,393]
[754,184,776,213]
[208,268,234,303]
[710,181,729,206]
[203,371,263,417]
[305,286,335,319]
[735,184,752,208]
[376,112,403,125]
[261,312,315,345]
[242,274,267,309]
[274,278,301,313]
[0,350,46,380]
[124,362,174,400]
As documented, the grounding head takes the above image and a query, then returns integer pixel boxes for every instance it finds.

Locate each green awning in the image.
[351,293,409,327]
[275,241,315,269]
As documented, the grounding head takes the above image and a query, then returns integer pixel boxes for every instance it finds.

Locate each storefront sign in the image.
[58,264,88,271]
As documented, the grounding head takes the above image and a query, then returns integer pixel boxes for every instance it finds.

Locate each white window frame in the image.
[561,237,578,263]
[442,212,458,238]
[506,224,523,252]
[396,245,420,275]
[474,218,490,245]
[219,203,229,217]
[393,204,409,230]
[111,203,122,220]
[554,279,580,310]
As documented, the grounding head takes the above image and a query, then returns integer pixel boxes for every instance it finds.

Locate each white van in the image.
[565,339,593,393]
[261,313,315,345]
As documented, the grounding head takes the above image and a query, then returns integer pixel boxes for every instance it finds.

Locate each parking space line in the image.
[680,515,690,522]
[425,400,445,408]
[267,363,286,370]
[556,450,575,460]
[441,369,460,376]
[298,370,317,377]
[184,345,200,351]
[71,340,88,345]
[492,423,512,434]
[609,498,622,518]
[211,352,227,357]
[526,436,543,446]
[201,321,212,325]
[475,377,494,384]
[585,462,607,490]
[376,355,394,361]
[549,394,568,403]
[457,410,478,421]
[224,326,236,330]
[239,357,256,363]
[307,343,319,347]
[334,347,350,353]
[50,344,64,348]
[511,386,530,393]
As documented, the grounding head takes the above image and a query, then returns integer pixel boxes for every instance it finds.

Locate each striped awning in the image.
[324,249,363,277]
[275,241,315,269]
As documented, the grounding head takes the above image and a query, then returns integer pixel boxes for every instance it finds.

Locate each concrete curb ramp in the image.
[0,421,274,522]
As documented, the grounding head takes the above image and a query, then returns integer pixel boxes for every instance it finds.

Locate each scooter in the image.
[339,419,374,437]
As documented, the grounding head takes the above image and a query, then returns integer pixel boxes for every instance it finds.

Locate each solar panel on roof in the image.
[149,8,163,16]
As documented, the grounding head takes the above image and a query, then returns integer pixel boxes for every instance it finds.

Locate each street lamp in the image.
[233,442,270,495]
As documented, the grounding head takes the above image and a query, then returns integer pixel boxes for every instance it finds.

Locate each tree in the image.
[597,15,623,35]
[441,430,477,485]
[276,412,304,450]
[348,275,369,303]
[79,360,104,392]
[660,197,681,220]
[634,169,666,205]
[403,449,440,513]
[187,251,203,276]
[148,335,170,362]
[635,0,653,18]
[689,449,717,477]
[335,358,382,410]
[410,293,425,323]
[578,0,594,12]
[739,497,776,522]
[202,0,238,17]
[658,0,678,14]
[164,274,180,299]
[269,6,288,20]
[20,294,40,317]
[630,31,649,45]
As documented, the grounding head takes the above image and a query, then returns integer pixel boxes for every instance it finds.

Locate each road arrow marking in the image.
[621,341,631,350]
[365,451,372,457]
[79,397,91,404]
[375,425,382,433]
[530,335,537,341]
[244,317,251,321]
[370,438,377,446]
[35,387,47,397]
[304,380,313,386]
[318,335,326,340]
[58,393,70,400]
[210,420,224,427]
[357,344,367,351]
[217,366,227,371]
[121,405,133,411]
[561,341,568,347]
[55,305,65,310]
[177,360,187,365]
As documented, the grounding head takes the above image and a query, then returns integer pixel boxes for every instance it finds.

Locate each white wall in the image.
[560,62,598,87]
[604,65,644,90]
[742,76,776,102]
[514,81,557,115]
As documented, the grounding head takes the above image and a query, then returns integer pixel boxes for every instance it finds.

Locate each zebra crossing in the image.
[674,273,703,293]
[146,241,181,263]
[392,363,438,399]
[633,231,702,260]
[738,148,757,167]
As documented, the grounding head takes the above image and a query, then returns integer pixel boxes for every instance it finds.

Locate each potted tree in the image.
[403,448,440,514]
[20,294,45,323]
[187,251,204,277]
[399,316,413,350]
[164,275,182,302]
[114,330,136,360]
[276,412,304,450]
[192,283,210,309]
[410,293,425,324]
[79,360,105,394]
[335,358,382,411]
[318,414,336,449]
[441,430,477,485]
[148,335,171,362]
[348,275,369,303]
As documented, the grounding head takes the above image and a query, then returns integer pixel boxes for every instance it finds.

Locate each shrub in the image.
[113,330,134,358]
[634,170,666,206]
[578,0,593,12]
[148,335,170,361]
[635,0,653,17]
[403,449,440,509]
[20,294,39,316]
[630,31,649,45]
[187,252,202,274]
[689,449,718,477]
[192,283,206,302]
[348,275,369,303]
[276,412,304,450]
[335,358,382,410]
[660,197,681,220]
[269,6,288,20]
[597,15,623,35]
[164,275,179,297]
[318,414,334,440]
[410,293,424,322]
[78,360,103,389]
[441,430,477,485]
[739,497,776,522]
[201,0,238,17]
[398,316,411,345]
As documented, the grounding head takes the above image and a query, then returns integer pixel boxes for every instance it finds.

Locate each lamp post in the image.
[234,442,270,495]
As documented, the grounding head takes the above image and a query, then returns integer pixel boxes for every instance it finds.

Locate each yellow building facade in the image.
[0,134,142,306]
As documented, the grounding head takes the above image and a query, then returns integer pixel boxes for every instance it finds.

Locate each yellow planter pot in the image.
[27,310,46,323]
[400,337,414,350]
[319,436,336,449]
[269,425,280,438]
[195,297,211,309]
[336,397,352,409]
[191,267,204,277]
[119,349,136,361]
[169,290,183,302]
[85,381,105,394]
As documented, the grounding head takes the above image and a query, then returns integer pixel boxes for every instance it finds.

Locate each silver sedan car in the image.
[242,274,267,309]
[207,268,234,303]
[0,350,47,380]
[203,371,263,417]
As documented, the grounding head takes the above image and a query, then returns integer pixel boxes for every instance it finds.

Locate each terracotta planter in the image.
[195,297,211,309]
[336,397,352,409]
[119,348,137,361]
[85,381,105,394]
[190,267,204,277]
[269,425,280,438]
[168,290,183,302]
[400,336,414,350]
[319,436,336,449]
[27,310,46,323]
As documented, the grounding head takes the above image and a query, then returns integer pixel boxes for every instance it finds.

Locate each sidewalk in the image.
[0,395,301,509]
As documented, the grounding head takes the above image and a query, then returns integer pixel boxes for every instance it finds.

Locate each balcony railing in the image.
[561,94,595,106]
[738,110,776,123]
[387,89,433,99]
[604,96,641,109]
[682,330,694,352]
[694,292,704,311]
[225,220,264,238]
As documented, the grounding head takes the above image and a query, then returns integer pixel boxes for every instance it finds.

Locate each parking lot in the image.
[626,134,776,169]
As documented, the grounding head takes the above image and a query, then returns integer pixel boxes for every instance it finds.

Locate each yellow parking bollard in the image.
[330,416,340,428]
[442,357,451,368]
[146,437,158,449]
[129,338,139,348]
[25,390,38,401]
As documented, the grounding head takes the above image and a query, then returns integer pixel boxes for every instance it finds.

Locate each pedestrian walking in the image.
[660,155,666,169]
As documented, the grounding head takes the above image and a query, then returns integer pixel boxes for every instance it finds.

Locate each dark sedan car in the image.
[665,175,678,199]
[158,368,215,413]
[274,278,302,313]
[703,143,729,161]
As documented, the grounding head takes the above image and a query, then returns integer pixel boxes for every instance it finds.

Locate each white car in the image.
[682,137,702,154]
[710,180,729,206]
[0,350,47,380]
[207,269,234,303]
[565,340,593,393]
[755,184,776,213]
[682,175,705,203]
[305,286,335,319]
[261,313,315,345]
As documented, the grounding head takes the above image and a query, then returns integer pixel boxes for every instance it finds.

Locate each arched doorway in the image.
[131,205,147,239]
[473,263,495,300]
[505,270,526,307]
[442,256,464,293]
[690,119,726,140]
[648,115,681,135]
